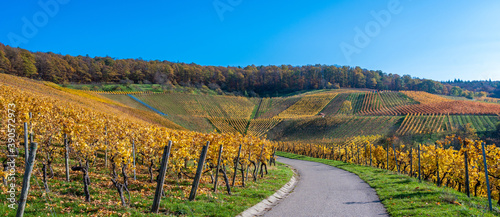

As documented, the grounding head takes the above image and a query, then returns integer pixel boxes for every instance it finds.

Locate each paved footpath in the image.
[263,157,388,217]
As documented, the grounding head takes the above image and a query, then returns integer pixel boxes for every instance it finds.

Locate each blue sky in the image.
[1,0,499,81]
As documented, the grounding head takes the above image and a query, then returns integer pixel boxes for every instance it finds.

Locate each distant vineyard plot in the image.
[396,114,499,136]
[320,93,348,116]
[402,91,453,104]
[278,94,337,118]
[247,118,283,137]
[267,116,400,142]
[396,114,447,136]
[257,97,301,119]
[101,94,155,111]
[369,100,500,115]
[447,115,498,132]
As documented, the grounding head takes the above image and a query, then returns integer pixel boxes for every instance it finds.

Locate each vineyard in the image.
[247,118,283,138]
[89,89,500,144]
[278,136,500,207]
[102,94,156,112]
[401,91,453,104]
[396,114,447,135]
[256,97,301,119]
[330,91,418,115]
[0,74,280,216]
[3,72,500,215]
[336,93,365,115]
[266,116,399,143]
[447,115,499,132]
[320,93,349,116]
[277,94,337,118]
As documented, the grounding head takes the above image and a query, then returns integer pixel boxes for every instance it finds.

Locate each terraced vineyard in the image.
[257,96,301,118]
[447,115,498,132]
[98,90,500,143]
[267,116,400,143]
[370,100,500,115]
[396,114,447,135]
[102,94,156,111]
[401,91,453,104]
[320,93,348,116]
[336,92,365,115]
[379,91,417,108]
[328,116,399,138]
[278,94,337,118]
[207,117,248,134]
[359,92,384,114]
[247,118,283,137]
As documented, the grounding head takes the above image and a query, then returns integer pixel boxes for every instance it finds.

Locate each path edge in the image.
[236,164,299,217]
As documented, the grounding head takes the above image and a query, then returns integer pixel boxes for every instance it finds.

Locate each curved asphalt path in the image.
[264,157,388,217]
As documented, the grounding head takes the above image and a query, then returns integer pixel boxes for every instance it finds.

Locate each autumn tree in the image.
[20,50,37,77]
[0,42,475,97]
[0,48,11,73]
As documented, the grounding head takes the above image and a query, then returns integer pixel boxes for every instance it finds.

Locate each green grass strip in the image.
[277,151,499,217]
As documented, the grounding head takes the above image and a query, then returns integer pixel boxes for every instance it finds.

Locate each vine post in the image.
[132,138,136,181]
[463,140,470,197]
[392,143,399,173]
[64,133,70,182]
[23,122,28,166]
[104,126,108,168]
[213,144,223,192]
[481,142,492,211]
[151,141,172,213]
[189,141,210,201]
[17,142,38,217]
[436,143,440,187]
[231,144,242,187]
[418,143,421,182]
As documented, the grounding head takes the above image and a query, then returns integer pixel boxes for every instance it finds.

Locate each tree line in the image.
[442,80,500,98]
[0,42,474,97]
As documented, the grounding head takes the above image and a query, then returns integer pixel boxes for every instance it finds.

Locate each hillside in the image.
[94,88,500,144]
[0,73,185,130]
[0,42,478,97]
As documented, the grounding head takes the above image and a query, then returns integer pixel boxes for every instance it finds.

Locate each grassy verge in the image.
[1,158,292,217]
[278,151,500,217]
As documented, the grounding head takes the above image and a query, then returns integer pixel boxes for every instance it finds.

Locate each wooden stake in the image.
[132,139,136,181]
[231,145,242,187]
[189,141,210,201]
[409,148,413,177]
[213,144,223,192]
[105,126,108,168]
[481,142,492,211]
[386,143,389,170]
[436,143,440,186]
[245,151,251,182]
[16,143,38,217]
[392,143,399,173]
[151,141,172,213]
[418,143,421,182]
[464,140,470,197]
[65,134,70,182]
[24,122,28,166]
[369,144,372,167]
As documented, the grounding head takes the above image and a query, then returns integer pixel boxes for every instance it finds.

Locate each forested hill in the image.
[0,42,472,97]
[442,80,500,98]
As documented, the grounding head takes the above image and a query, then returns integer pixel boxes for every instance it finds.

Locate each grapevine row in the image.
[278,136,500,204]
[0,76,275,213]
